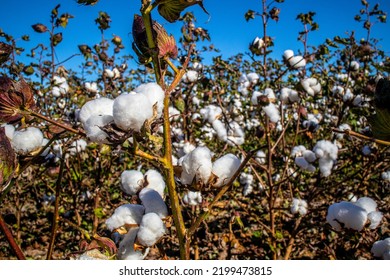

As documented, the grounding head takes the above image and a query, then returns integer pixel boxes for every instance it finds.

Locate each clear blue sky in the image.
[1,0,389,71]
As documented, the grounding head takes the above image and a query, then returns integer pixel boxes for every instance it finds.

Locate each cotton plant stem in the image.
[46,157,65,260]
[332,128,390,146]
[0,214,25,260]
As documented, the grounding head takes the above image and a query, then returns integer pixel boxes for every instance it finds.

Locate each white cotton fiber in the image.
[183,191,202,206]
[12,127,44,155]
[354,197,377,213]
[367,211,383,229]
[283,50,294,60]
[200,105,222,124]
[212,153,241,187]
[2,124,15,140]
[113,92,153,132]
[212,120,228,141]
[180,146,213,185]
[105,204,145,231]
[78,97,114,124]
[290,198,308,216]
[136,213,166,247]
[84,114,113,143]
[144,169,165,198]
[68,139,87,156]
[117,227,147,260]
[262,103,280,123]
[133,83,165,117]
[371,238,390,259]
[139,188,168,218]
[289,55,306,68]
[120,170,145,195]
[326,201,367,231]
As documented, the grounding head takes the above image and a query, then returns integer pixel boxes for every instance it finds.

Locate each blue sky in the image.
[1,0,389,72]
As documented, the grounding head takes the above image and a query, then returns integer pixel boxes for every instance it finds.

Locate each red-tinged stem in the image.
[0,214,26,260]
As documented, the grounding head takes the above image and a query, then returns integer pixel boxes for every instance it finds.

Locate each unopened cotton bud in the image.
[139,188,168,218]
[137,213,166,247]
[120,170,144,195]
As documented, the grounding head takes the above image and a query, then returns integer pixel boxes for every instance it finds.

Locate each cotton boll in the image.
[180,146,213,185]
[12,127,44,155]
[263,103,281,123]
[121,170,144,195]
[303,150,316,163]
[200,105,222,123]
[362,145,371,156]
[212,120,227,141]
[326,201,368,231]
[367,211,383,229]
[105,204,145,231]
[113,92,153,132]
[2,124,15,140]
[139,188,168,218]
[212,154,241,187]
[301,78,321,96]
[182,191,202,206]
[291,145,307,157]
[283,49,294,60]
[318,158,334,177]
[247,72,259,85]
[255,150,266,164]
[78,97,114,124]
[289,56,306,68]
[136,213,166,247]
[117,227,147,260]
[280,88,290,103]
[290,198,308,216]
[68,139,87,156]
[371,238,390,259]
[133,83,165,117]
[381,171,390,181]
[350,61,360,71]
[251,91,262,105]
[182,70,199,83]
[144,169,165,198]
[354,197,377,213]
[84,115,113,144]
[85,82,98,93]
[240,172,254,196]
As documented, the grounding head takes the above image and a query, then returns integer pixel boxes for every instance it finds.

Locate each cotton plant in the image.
[326,197,383,231]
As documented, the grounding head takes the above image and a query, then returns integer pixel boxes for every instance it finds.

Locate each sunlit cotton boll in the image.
[289,55,306,69]
[144,169,165,198]
[326,201,368,231]
[84,114,114,144]
[133,83,165,117]
[78,97,114,125]
[117,227,148,260]
[182,70,199,83]
[301,78,321,96]
[2,124,15,140]
[211,154,241,188]
[200,105,222,124]
[262,103,281,123]
[255,150,266,164]
[182,191,202,206]
[113,92,153,132]
[247,72,260,85]
[139,188,168,218]
[295,157,316,172]
[105,204,145,231]
[85,82,98,93]
[381,171,390,181]
[354,197,383,229]
[11,127,44,155]
[212,120,228,141]
[136,213,166,247]
[371,238,390,260]
[283,49,294,60]
[120,170,144,195]
[180,146,213,185]
[68,139,87,156]
[290,198,308,216]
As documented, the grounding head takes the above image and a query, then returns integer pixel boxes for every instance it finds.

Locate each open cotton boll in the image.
[354,197,377,213]
[291,145,307,157]
[121,170,144,195]
[133,83,165,117]
[381,171,390,181]
[367,211,383,229]
[136,213,166,247]
[182,70,199,83]
[113,92,153,132]
[105,204,145,231]
[303,150,316,163]
[139,188,168,218]
[183,191,203,206]
[200,105,222,124]
[117,227,148,260]
[212,153,241,188]
[289,55,306,68]
[68,139,87,156]
[180,146,213,185]
[84,114,113,144]
[212,120,228,141]
[251,91,262,105]
[78,97,114,124]
[247,72,259,85]
[144,169,165,198]
[263,103,281,123]
[12,127,44,155]
[318,157,334,177]
[283,49,294,60]
[326,201,368,231]
[290,198,308,216]
[255,150,266,164]
[301,78,321,96]
[371,238,390,259]
[295,157,316,172]
[2,124,15,140]
[314,140,338,160]
[85,82,98,93]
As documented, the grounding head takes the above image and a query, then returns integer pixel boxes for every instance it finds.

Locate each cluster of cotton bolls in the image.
[326,196,383,231]
[371,238,390,260]
[300,77,322,96]
[283,50,306,69]
[78,82,164,144]
[176,146,241,204]
[105,168,167,260]
[291,140,338,177]
[240,170,255,196]
[237,72,260,96]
